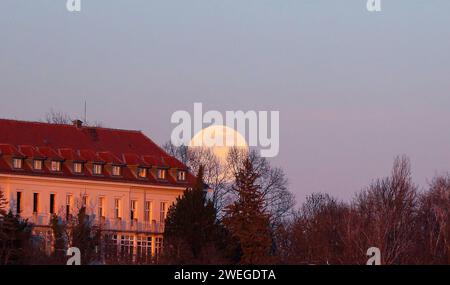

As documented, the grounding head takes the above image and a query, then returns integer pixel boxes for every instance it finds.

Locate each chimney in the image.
[72,119,83,129]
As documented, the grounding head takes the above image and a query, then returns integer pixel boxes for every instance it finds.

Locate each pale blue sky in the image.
[1,1,450,202]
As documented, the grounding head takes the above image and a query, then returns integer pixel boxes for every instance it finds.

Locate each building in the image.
[0,118,195,260]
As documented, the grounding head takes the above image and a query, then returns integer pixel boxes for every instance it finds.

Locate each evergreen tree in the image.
[0,210,33,265]
[71,206,99,264]
[50,214,67,263]
[223,158,272,264]
[0,190,35,264]
[163,166,225,264]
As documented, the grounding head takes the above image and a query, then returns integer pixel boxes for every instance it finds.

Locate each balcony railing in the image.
[31,213,51,225]
[29,213,164,234]
[96,218,164,233]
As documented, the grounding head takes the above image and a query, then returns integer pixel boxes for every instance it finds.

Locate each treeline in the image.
[161,152,450,265]
[2,152,450,264]
[275,156,450,265]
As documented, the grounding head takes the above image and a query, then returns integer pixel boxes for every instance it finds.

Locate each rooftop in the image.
[0,118,195,187]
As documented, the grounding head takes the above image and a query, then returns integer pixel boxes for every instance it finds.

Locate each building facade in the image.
[0,119,195,260]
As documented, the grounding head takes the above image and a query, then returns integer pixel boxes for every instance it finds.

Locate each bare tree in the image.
[162,142,189,165]
[351,155,418,264]
[277,156,421,265]
[415,174,450,264]
[45,109,72,124]
[277,193,349,264]
[43,109,103,127]
[162,142,232,214]
[163,143,294,222]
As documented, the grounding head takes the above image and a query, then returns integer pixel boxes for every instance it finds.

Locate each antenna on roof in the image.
[84,100,87,123]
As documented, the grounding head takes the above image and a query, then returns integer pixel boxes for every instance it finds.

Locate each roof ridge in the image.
[0,117,142,134]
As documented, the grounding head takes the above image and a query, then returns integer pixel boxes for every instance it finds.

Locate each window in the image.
[33,193,39,213]
[12,158,22,169]
[137,236,152,262]
[73,162,83,173]
[111,234,119,252]
[160,202,168,224]
[82,195,88,207]
[98,197,105,218]
[155,237,163,257]
[144,201,152,222]
[93,164,102,175]
[35,229,53,255]
[33,160,43,170]
[177,170,186,181]
[66,194,73,220]
[16,192,22,215]
[114,198,121,219]
[120,235,135,256]
[51,161,61,172]
[137,167,147,178]
[157,169,167,180]
[112,165,121,176]
[130,200,137,220]
[50,194,55,214]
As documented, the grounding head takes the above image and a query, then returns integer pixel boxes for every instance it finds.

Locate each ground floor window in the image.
[120,235,134,257]
[136,236,152,263]
[155,237,163,258]
[33,229,53,256]
[103,233,162,264]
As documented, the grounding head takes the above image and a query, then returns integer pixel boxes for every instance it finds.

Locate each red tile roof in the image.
[98,151,124,165]
[58,148,85,162]
[0,119,194,187]
[37,146,64,161]
[0,144,25,157]
[79,149,105,163]
[18,145,46,159]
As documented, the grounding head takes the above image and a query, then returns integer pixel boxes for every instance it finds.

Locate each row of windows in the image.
[16,192,169,224]
[13,158,62,172]
[110,234,163,259]
[11,158,187,181]
[33,231,163,261]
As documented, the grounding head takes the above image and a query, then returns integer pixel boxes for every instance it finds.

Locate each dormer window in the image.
[157,169,167,180]
[137,167,147,178]
[33,159,43,171]
[93,164,103,175]
[112,165,121,176]
[73,162,83,174]
[12,158,23,169]
[51,161,62,172]
[177,170,186,181]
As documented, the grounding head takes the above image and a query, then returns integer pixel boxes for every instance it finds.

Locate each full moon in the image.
[188,125,248,165]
